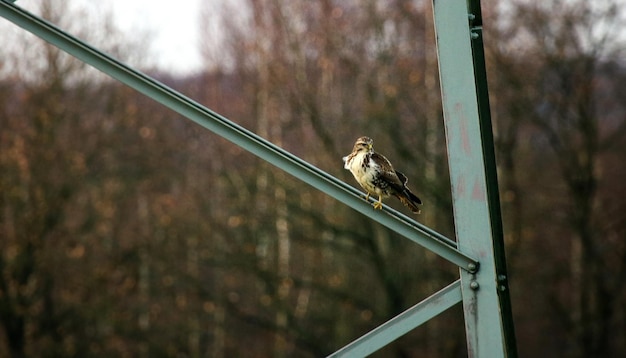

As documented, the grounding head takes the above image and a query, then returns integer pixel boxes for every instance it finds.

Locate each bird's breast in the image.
[346,153,381,191]
[346,152,370,174]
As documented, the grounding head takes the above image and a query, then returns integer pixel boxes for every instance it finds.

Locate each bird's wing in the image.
[371,153,403,186]
[395,170,409,186]
[395,170,422,205]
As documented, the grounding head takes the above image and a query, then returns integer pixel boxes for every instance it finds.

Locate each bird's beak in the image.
[368,144,373,150]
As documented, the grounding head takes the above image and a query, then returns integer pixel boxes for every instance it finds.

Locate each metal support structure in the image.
[433,0,517,356]
[0,0,516,356]
[329,280,463,357]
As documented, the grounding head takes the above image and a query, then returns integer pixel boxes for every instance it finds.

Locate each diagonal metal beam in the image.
[0,0,478,272]
[327,280,462,357]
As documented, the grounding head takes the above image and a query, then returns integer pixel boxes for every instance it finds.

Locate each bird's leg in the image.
[373,195,383,210]
[364,192,370,201]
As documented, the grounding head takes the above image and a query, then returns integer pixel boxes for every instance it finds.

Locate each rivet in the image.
[470,281,480,290]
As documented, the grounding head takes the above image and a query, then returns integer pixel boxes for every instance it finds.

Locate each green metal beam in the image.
[328,280,462,358]
[432,0,517,356]
[467,1,518,355]
[0,0,478,271]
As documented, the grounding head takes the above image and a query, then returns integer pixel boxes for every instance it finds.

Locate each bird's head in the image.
[353,136,374,153]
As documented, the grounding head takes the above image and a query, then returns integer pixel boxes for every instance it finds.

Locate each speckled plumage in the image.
[343,136,422,214]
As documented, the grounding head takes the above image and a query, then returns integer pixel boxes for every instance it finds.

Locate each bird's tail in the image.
[394,171,422,214]
[395,190,422,214]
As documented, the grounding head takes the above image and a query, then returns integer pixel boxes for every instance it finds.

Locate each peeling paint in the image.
[455,102,472,155]
[472,177,486,202]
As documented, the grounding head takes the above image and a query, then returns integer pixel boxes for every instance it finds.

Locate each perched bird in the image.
[343,136,422,214]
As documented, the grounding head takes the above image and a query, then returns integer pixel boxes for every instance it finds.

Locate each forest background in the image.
[1,0,625,357]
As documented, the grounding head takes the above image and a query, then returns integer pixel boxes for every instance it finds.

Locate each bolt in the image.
[467,263,477,273]
[470,280,480,290]
[471,31,480,40]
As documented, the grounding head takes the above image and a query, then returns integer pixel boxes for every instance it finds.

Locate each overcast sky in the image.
[103,0,204,74]
[10,0,204,75]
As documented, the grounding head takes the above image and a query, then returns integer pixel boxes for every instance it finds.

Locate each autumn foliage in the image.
[1,1,625,357]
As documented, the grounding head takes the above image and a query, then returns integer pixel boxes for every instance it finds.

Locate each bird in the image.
[343,136,422,214]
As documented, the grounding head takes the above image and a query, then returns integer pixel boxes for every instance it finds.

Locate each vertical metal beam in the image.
[432,0,517,357]
[466,1,518,355]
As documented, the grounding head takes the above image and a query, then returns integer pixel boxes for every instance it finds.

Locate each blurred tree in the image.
[0,2,156,356]
[2,0,625,357]
[487,0,626,356]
